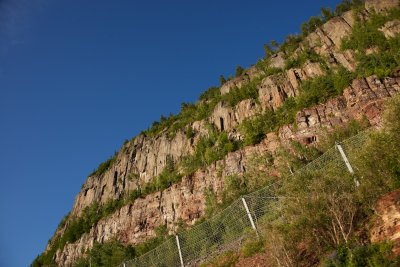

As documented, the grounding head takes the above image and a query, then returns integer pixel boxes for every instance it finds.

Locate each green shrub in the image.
[300,1,365,37]
[264,67,283,76]
[185,126,195,139]
[90,153,117,176]
[143,87,222,139]
[222,174,245,204]
[219,75,226,86]
[199,251,239,267]
[199,86,221,102]
[74,240,135,267]
[301,16,324,37]
[154,157,182,191]
[182,126,241,175]
[128,188,143,202]
[279,34,303,57]
[239,109,276,146]
[221,77,260,107]
[141,156,182,195]
[326,243,399,267]
[356,52,398,79]
[285,50,323,69]
[296,68,355,110]
[342,9,400,52]
[241,239,264,258]
[334,0,364,16]
[73,225,168,267]
[274,97,298,126]
[318,118,370,151]
[341,8,400,79]
[235,66,244,77]
[204,188,219,217]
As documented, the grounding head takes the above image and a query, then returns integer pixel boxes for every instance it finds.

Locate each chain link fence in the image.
[119,130,370,267]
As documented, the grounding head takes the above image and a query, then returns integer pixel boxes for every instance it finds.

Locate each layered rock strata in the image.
[47,0,400,265]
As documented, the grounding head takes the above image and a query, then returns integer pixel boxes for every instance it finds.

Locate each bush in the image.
[318,118,370,151]
[73,225,168,267]
[219,75,226,86]
[296,68,355,110]
[185,126,195,139]
[325,243,399,267]
[279,34,303,57]
[90,153,117,176]
[74,240,135,267]
[334,0,364,16]
[241,239,264,258]
[143,87,222,139]
[199,86,221,102]
[239,109,276,146]
[182,126,240,175]
[274,97,298,126]
[235,66,244,77]
[301,16,324,37]
[284,50,323,69]
[341,8,400,79]
[356,52,398,79]
[141,156,182,195]
[199,251,239,267]
[341,9,400,52]
[222,174,245,204]
[154,157,182,191]
[204,188,219,217]
[221,78,260,107]
[300,1,365,37]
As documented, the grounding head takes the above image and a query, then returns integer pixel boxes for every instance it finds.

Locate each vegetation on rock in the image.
[33,1,400,266]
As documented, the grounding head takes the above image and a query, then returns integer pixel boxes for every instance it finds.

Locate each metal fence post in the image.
[241,197,260,238]
[175,235,185,267]
[336,143,360,186]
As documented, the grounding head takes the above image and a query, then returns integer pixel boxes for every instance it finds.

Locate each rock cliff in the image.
[39,0,400,265]
[370,189,400,256]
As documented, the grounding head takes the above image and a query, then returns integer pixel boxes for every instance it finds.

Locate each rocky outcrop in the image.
[220,66,264,95]
[380,19,400,38]
[269,52,285,69]
[210,99,259,132]
[46,0,400,265]
[55,136,281,266]
[370,189,400,256]
[281,74,400,143]
[72,130,194,216]
[258,72,297,111]
[302,10,357,71]
[54,72,400,266]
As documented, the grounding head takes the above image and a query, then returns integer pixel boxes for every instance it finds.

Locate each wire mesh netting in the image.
[118,130,370,267]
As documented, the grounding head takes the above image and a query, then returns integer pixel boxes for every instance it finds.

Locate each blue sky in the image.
[0,0,342,266]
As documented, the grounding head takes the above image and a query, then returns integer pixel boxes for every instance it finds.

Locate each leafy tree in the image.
[335,0,364,16]
[301,16,324,36]
[219,75,226,86]
[321,7,333,21]
[263,43,274,58]
[235,65,244,77]
[239,110,276,146]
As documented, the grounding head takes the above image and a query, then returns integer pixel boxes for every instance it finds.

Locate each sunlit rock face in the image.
[44,0,400,265]
[370,189,400,256]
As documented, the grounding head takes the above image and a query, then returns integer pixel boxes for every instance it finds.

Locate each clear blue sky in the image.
[0,0,342,266]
